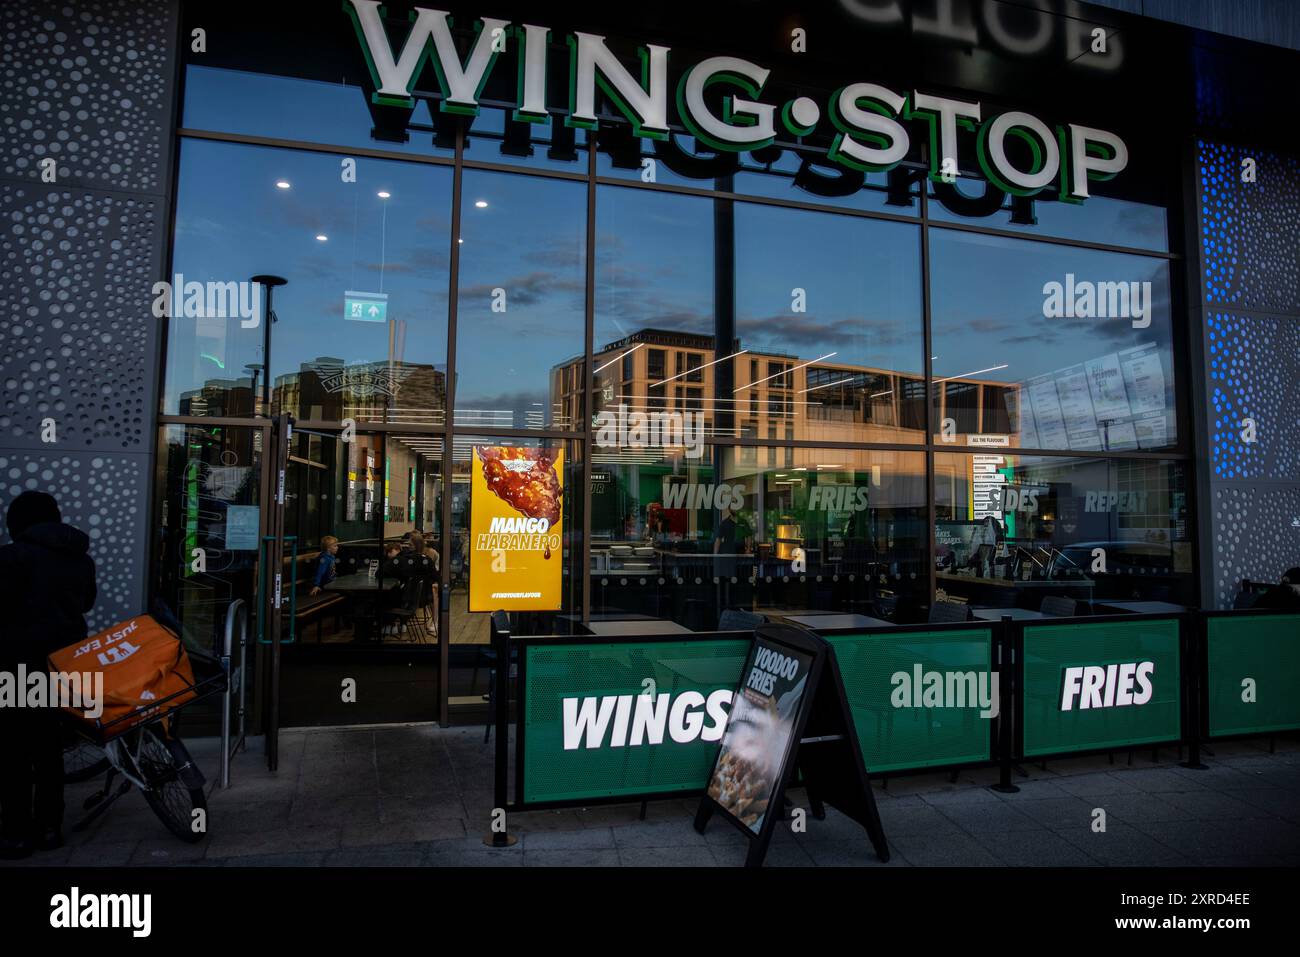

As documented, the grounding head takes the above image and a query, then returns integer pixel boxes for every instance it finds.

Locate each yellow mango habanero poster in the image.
[469,446,565,612]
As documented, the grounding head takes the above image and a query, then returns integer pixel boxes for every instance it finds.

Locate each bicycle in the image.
[65,712,209,843]
[62,727,109,783]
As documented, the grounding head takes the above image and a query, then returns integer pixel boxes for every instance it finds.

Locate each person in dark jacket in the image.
[0,491,97,859]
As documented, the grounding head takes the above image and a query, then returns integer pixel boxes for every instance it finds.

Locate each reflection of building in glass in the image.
[179,378,257,418]
[555,328,1012,446]
[274,358,447,424]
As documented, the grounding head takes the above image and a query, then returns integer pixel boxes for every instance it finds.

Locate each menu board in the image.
[1055,364,1103,450]
[1015,343,1170,453]
[1084,353,1133,423]
[971,454,1007,521]
[706,636,814,833]
[1134,411,1168,448]
[1118,343,1166,415]
[1027,375,1069,449]
[1007,385,1039,449]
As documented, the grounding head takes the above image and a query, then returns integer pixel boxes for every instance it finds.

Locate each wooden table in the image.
[327,575,400,639]
[328,575,399,592]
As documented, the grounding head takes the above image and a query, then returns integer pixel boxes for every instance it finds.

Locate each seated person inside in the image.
[309,535,339,595]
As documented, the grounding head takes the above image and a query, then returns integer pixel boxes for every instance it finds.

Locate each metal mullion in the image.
[685,437,931,453]
[177,128,456,169]
[459,156,589,183]
[594,174,923,227]
[292,419,448,436]
[1200,303,1300,321]
[1182,132,1214,611]
[948,446,1192,461]
[158,414,269,428]
[926,217,1180,260]
[438,119,466,728]
[582,133,596,626]
[921,181,937,610]
[177,130,1182,262]
[444,427,586,441]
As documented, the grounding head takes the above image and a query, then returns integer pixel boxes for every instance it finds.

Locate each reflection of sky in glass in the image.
[183,66,455,160]
[454,170,586,429]
[165,139,450,414]
[463,107,590,175]
[928,176,1168,251]
[596,187,714,347]
[594,191,924,371]
[596,131,919,215]
[929,230,1176,449]
[734,206,922,375]
[930,231,1173,383]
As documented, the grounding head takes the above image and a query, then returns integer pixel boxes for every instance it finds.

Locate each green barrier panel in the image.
[1022,618,1181,757]
[522,638,749,804]
[1207,614,1300,736]
[826,630,994,772]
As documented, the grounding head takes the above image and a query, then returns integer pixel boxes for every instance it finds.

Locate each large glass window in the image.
[182,65,456,161]
[463,105,590,175]
[734,204,925,444]
[597,132,921,215]
[928,175,1169,252]
[935,453,1194,609]
[165,140,452,424]
[593,185,716,432]
[454,170,587,430]
[929,230,1177,452]
[590,446,927,629]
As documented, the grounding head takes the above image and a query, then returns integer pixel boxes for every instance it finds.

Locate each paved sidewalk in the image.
[6,726,1299,867]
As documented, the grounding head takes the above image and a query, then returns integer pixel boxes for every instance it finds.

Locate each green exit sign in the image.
[344,290,388,323]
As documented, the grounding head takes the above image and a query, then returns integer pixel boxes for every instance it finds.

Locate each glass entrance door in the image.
[155,423,266,738]
[273,427,445,727]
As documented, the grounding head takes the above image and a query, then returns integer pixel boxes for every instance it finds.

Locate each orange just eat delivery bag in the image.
[48,615,198,736]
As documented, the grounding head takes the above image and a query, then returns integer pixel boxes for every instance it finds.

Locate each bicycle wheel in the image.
[63,731,110,783]
[137,725,207,843]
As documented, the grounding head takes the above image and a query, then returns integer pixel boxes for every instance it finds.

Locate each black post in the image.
[484,610,518,846]
[1180,611,1207,770]
[990,615,1019,793]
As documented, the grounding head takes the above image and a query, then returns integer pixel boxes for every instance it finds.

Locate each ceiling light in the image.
[275,180,291,189]
[315,234,328,241]
[377,190,391,199]
[475,200,488,208]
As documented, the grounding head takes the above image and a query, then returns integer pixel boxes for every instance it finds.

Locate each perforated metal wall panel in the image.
[0,0,179,628]
[1196,139,1300,608]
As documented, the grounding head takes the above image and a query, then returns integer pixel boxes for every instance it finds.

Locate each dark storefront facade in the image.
[3,1,1299,738]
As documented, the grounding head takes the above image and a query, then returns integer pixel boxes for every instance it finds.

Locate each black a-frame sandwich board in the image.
[693,622,889,867]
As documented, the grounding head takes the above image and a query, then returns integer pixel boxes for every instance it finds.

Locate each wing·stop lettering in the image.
[346,0,1128,200]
